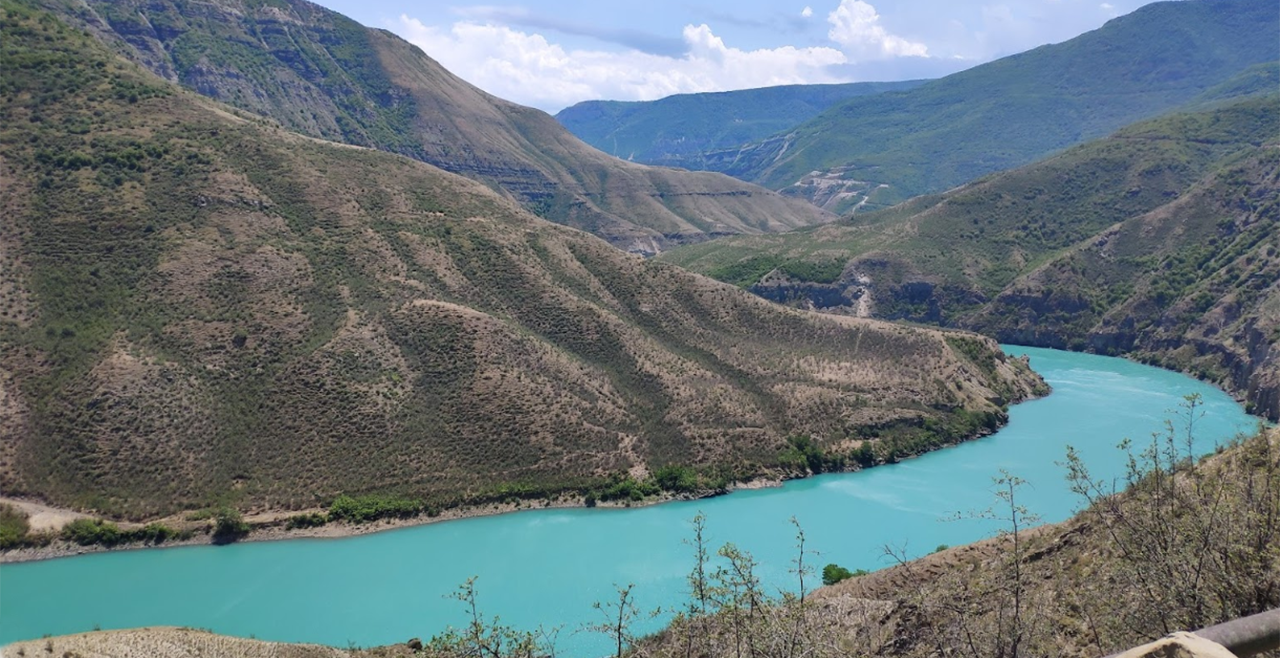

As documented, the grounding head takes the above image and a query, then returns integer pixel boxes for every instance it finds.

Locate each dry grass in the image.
[0,155,34,329]
[42,0,834,254]
[628,427,1280,658]
[662,99,1280,421]
[0,3,1042,521]
[3,628,351,658]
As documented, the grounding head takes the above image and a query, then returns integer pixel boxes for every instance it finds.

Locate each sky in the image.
[311,0,1164,113]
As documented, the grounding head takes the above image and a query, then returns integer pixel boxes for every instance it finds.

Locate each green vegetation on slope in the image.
[664,97,1280,419]
[39,0,831,252]
[554,80,926,167]
[697,0,1278,208]
[1184,60,1280,109]
[0,1,1040,520]
[0,504,30,549]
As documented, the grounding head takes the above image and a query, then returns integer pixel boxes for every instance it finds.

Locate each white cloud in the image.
[827,0,929,59]
[801,6,814,18]
[397,16,849,112]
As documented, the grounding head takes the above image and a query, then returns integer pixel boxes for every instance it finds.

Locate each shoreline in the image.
[0,413,1020,565]
[0,476,789,565]
[0,359,1049,565]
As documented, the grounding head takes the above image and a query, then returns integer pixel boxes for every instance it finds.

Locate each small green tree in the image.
[0,504,30,549]
[680,511,719,657]
[821,563,855,586]
[212,507,249,543]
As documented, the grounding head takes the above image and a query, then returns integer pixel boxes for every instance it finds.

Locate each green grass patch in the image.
[328,494,425,524]
[0,504,31,549]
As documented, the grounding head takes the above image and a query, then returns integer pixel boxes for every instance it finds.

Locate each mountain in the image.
[0,0,1041,519]
[661,97,1280,419]
[554,80,927,169]
[1184,61,1280,110]
[36,0,832,254]
[693,0,1279,211]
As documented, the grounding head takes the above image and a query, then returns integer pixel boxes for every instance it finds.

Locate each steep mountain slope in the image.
[1184,61,1280,110]
[698,0,1278,209]
[0,1,1041,519]
[554,80,926,169]
[662,98,1280,419]
[39,0,831,254]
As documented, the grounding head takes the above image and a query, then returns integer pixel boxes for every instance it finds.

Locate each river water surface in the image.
[0,347,1263,655]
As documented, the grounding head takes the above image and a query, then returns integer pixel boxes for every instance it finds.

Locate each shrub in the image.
[55,517,181,547]
[780,435,845,474]
[133,523,178,544]
[285,512,328,530]
[653,465,699,493]
[822,563,856,586]
[328,495,423,524]
[62,518,123,546]
[594,475,660,503]
[0,504,31,549]
[212,508,249,543]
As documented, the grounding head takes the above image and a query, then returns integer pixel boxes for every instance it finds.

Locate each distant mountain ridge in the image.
[40,0,832,253]
[662,97,1280,420]
[685,0,1279,211]
[554,80,927,169]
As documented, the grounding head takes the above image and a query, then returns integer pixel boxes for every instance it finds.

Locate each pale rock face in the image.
[1114,632,1238,658]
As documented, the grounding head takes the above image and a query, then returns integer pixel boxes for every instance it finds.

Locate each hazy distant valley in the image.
[559,0,1278,213]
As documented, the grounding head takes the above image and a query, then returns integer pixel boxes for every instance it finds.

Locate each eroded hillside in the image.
[36,0,832,253]
[664,98,1280,420]
[0,2,1041,519]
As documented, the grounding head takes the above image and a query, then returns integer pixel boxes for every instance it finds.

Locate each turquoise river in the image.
[0,347,1264,655]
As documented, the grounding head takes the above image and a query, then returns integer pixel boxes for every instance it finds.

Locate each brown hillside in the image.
[663,99,1280,420]
[41,0,833,254]
[0,2,1041,519]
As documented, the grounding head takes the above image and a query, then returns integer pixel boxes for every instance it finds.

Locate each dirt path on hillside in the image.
[0,496,90,532]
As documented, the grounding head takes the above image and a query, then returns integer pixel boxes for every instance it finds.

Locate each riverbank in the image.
[0,475,791,564]
[1,348,1258,653]
[10,427,1277,658]
[1,400,1040,564]
[2,419,1021,563]
[6,392,1043,564]
[0,408,1026,564]
[1,403,1032,564]
[0,344,1052,566]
